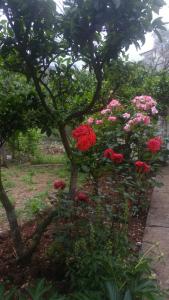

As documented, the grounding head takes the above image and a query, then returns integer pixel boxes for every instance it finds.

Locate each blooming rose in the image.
[107,99,121,109]
[122,113,130,119]
[72,124,96,151]
[147,137,163,153]
[103,149,124,163]
[95,119,103,125]
[75,191,89,202]
[87,117,94,125]
[143,115,151,125]
[101,108,111,115]
[135,161,150,173]
[103,148,114,160]
[124,124,131,132]
[54,180,66,190]
[108,116,117,122]
[112,152,124,163]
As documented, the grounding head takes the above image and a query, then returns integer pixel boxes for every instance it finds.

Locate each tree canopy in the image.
[0,0,166,123]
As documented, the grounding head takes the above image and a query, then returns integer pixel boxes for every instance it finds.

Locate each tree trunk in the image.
[69,161,78,198]
[0,166,24,259]
[58,125,78,198]
[1,145,7,168]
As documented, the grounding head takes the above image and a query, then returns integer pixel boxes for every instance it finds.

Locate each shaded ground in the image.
[0,160,69,232]
[0,212,146,288]
[0,160,148,290]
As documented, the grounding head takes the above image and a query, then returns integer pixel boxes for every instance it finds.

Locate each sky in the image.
[128,0,169,61]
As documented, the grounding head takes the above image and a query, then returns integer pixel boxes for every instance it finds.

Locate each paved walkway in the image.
[143,166,169,292]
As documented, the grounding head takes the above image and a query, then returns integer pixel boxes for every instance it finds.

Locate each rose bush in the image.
[71,95,164,215]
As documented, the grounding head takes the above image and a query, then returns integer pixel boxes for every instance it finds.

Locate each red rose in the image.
[135,161,150,173]
[103,149,124,163]
[75,191,89,202]
[54,180,66,190]
[147,137,162,153]
[72,124,96,151]
[112,152,124,163]
[143,163,151,173]
[103,148,114,160]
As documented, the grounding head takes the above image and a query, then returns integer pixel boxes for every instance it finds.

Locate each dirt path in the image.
[143,166,169,293]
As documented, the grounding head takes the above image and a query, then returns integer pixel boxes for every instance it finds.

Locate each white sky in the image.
[128,0,169,61]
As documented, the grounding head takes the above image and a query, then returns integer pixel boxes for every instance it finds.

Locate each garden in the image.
[0,0,169,299]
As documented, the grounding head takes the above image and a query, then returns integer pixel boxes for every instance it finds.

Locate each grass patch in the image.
[2,178,16,189]
[31,153,67,165]
[21,170,36,185]
[23,191,49,218]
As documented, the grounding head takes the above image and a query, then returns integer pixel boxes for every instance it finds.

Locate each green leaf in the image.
[123,290,132,300]
[106,282,121,300]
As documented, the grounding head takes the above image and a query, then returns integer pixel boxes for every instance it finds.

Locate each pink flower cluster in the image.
[107,99,121,109]
[124,113,150,132]
[87,99,121,125]
[131,95,158,114]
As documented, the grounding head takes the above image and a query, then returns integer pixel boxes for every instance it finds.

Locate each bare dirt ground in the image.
[0,163,67,232]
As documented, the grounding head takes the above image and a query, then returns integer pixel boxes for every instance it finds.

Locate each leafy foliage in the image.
[0,69,36,146]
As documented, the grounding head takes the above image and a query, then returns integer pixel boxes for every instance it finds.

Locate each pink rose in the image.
[95,119,103,125]
[100,108,111,115]
[108,116,117,122]
[122,113,130,119]
[124,124,131,132]
[107,99,121,109]
[143,115,150,125]
[87,117,94,125]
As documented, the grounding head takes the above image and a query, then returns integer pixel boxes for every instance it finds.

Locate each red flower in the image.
[103,148,114,160]
[112,152,124,163]
[72,124,96,151]
[103,149,124,163]
[135,161,150,173]
[54,180,66,190]
[75,191,89,203]
[147,137,163,153]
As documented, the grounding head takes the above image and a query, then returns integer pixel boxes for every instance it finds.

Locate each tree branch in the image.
[3,3,55,119]
[65,76,102,122]
[21,209,58,261]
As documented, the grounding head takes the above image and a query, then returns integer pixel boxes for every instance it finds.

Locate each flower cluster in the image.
[71,96,163,184]
[124,113,150,132]
[135,161,150,173]
[104,148,124,163]
[87,98,120,126]
[72,124,96,151]
[107,99,121,109]
[131,95,158,114]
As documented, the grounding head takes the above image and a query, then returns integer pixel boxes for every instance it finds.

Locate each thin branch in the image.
[66,77,102,122]
[39,77,57,110]
[22,209,58,260]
